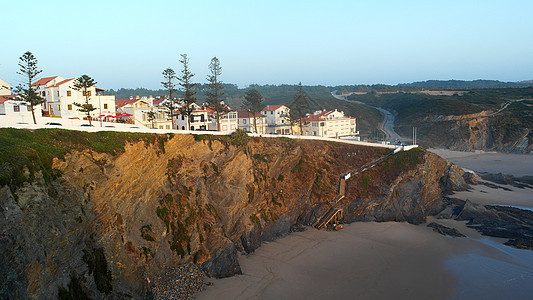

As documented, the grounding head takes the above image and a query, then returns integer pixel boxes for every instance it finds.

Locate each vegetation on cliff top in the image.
[0,128,171,190]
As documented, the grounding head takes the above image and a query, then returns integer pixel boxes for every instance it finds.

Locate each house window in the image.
[103,103,108,109]
[68,104,73,110]
[143,115,146,121]
[181,115,185,120]
[67,90,72,97]
[13,105,20,112]
[82,91,91,97]
[270,111,273,114]
[243,119,246,124]
[42,91,46,97]
[166,125,170,129]
[57,91,59,97]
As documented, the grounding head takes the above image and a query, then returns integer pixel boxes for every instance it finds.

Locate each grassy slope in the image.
[0,128,171,190]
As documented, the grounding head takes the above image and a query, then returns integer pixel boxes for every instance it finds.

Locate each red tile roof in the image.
[237,111,263,118]
[261,105,284,111]
[31,76,59,86]
[50,78,75,87]
[0,94,17,104]
[152,99,164,106]
[0,95,15,103]
[115,98,140,108]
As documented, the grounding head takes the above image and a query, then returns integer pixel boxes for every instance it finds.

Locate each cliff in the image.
[0,129,467,299]
[396,105,533,154]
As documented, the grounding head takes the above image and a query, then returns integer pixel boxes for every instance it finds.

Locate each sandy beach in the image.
[199,222,460,300]
[198,222,533,299]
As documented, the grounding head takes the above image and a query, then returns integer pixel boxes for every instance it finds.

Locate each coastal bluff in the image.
[0,129,468,299]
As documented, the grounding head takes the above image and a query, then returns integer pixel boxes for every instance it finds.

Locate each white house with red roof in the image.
[0,94,42,120]
[236,111,266,134]
[261,104,291,134]
[0,80,43,121]
[116,96,172,129]
[33,76,115,120]
[301,109,358,138]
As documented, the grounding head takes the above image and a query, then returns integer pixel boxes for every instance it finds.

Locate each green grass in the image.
[0,128,158,190]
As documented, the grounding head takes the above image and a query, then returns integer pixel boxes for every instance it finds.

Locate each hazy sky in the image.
[2,0,533,89]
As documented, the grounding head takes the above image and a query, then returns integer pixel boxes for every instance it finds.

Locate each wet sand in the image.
[453,183,533,209]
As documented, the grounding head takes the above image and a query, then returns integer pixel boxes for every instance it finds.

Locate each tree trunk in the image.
[31,106,37,125]
[253,116,257,133]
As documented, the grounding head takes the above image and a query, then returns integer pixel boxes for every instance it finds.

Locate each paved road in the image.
[331,91,401,143]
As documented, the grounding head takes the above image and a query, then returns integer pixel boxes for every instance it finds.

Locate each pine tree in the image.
[241,86,264,133]
[146,110,157,129]
[73,75,97,126]
[12,51,45,125]
[205,57,228,131]
[177,54,197,130]
[287,82,310,135]
[161,68,178,129]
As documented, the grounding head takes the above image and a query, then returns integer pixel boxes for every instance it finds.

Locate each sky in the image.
[2,0,533,90]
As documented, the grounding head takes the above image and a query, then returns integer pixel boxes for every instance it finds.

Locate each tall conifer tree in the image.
[161,68,178,129]
[13,51,45,124]
[177,54,197,130]
[205,57,228,131]
[287,82,310,135]
[241,86,264,133]
[73,75,97,126]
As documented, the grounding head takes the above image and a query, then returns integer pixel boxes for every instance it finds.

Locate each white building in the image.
[0,78,10,96]
[261,105,291,134]
[33,76,115,120]
[302,109,358,138]
[0,94,43,122]
[237,111,266,134]
[207,108,238,132]
[116,96,172,129]
[175,103,210,131]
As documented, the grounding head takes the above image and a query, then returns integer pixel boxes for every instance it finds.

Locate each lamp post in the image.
[98,95,102,127]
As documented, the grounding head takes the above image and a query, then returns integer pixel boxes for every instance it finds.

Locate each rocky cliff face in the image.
[398,111,533,153]
[0,132,467,299]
